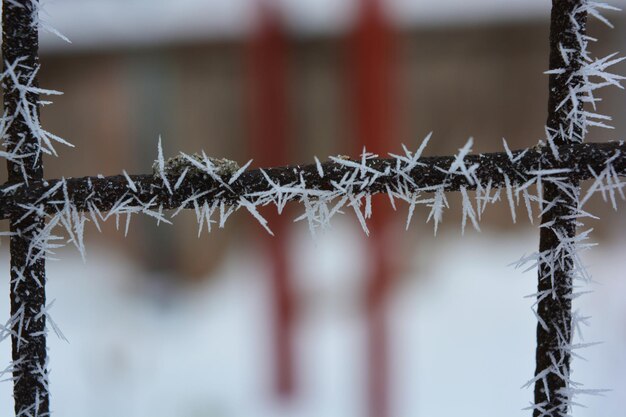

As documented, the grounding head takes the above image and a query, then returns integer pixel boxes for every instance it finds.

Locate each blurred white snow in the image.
[1,223,625,417]
[36,0,626,51]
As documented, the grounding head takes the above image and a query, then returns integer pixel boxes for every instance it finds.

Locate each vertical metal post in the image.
[534,1,586,415]
[3,1,50,416]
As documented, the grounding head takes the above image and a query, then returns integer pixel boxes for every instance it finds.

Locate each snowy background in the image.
[2,225,626,416]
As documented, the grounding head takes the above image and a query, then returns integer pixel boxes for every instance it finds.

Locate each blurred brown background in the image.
[12,10,624,279]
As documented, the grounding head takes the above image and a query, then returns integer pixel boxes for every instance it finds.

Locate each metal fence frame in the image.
[2,0,626,416]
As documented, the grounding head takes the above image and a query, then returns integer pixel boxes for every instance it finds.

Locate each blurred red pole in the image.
[246,1,296,399]
[348,1,398,416]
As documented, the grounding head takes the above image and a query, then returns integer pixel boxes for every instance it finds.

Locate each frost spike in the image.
[122,169,137,193]
[156,136,172,194]
[228,159,253,184]
[314,156,324,178]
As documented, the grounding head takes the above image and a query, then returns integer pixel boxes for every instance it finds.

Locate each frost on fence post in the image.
[531,0,620,415]
[2,0,50,415]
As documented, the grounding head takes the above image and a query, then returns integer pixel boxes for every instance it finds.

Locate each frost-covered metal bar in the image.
[0,141,624,221]
[533,1,586,415]
[2,0,50,415]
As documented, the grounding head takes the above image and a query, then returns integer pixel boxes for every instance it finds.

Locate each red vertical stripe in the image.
[348,1,398,416]
[350,0,395,155]
[247,2,296,399]
[248,4,290,165]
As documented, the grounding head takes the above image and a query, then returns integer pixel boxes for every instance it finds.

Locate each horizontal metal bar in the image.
[0,141,624,221]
